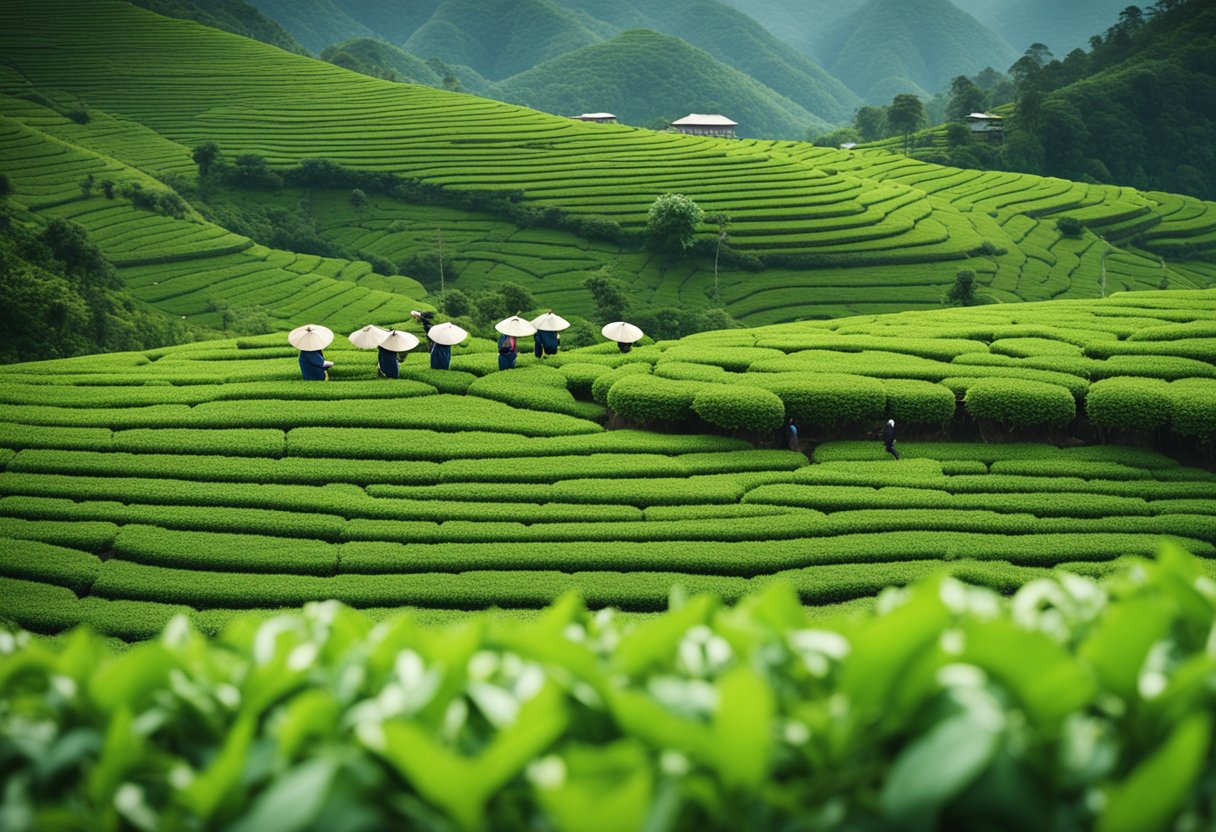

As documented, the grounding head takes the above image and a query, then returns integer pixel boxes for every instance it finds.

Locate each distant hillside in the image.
[320,38,442,86]
[953,0,1131,54]
[493,28,825,137]
[1027,0,1216,200]
[550,0,859,125]
[245,0,375,52]
[404,0,608,80]
[814,0,1018,102]
[128,0,309,54]
[719,0,863,55]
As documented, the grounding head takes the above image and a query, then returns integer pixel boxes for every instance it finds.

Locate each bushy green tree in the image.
[853,105,886,142]
[945,269,978,306]
[583,270,630,322]
[191,141,221,178]
[886,94,925,154]
[646,193,703,253]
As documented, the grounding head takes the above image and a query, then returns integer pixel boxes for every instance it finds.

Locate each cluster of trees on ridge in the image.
[0,176,199,363]
[825,0,1215,201]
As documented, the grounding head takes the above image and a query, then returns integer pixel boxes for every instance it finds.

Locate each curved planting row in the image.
[0,289,1213,637]
[4,0,1214,335]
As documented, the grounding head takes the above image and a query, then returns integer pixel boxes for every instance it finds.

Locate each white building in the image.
[572,112,617,123]
[671,113,738,138]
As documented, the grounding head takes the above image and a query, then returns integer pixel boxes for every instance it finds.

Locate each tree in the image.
[583,270,629,322]
[1010,44,1053,94]
[945,269,978,306]
[439,289,472,318]
[350,188,367,208]
[80,174,94,198]
[645,193,703,253]
[947,76,985,122]
[1056,217,1084,238]
[497,282,535,316]
[886,94,925,155]
[853,106,886,142]
[192,142,221,178]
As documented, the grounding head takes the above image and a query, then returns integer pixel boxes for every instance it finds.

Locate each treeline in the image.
[0,178,199,363]
[888,0,1215,201]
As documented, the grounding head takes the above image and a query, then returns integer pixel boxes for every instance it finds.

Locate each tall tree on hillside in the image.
[1010,44,1054,94]
[646,193,704,253]
[853,106,886,142]
[947,76,986,122]
[191,142,221,178]
[886,95,925,155]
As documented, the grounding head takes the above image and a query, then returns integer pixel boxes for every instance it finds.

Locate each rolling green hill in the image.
[244,0,378,52]
[548,0,860,125]
[0,288,1212,636]
[127,0,309,55]
[953,0,1132,54]
[320,37,445,86]
[813,0,1019,102]
[2,0,1215,338]
[493,29,825,137]
[404,0,608,80]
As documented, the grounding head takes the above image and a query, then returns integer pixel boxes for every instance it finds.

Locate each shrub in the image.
[750,374,886,430]
[557,363,609,398]
[607,375,704,424]
[692,386,785,432]
[883,380,956,424]
[6,550,1216,831]
[1056,216,1084,237]
[1086,378,1172,432]
[591,362,651,404]
[1170,379,1216,439]
[964,379,1076,428]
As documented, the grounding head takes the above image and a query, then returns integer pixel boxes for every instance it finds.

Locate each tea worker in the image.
[376,329,419,379]
[883,419,901,460]
[498,332,518,370]
[533,328,559,359]
[289,324,334,381]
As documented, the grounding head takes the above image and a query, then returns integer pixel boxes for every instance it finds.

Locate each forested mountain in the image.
[493,28,825,137]
[719,0,862,55]
[1009,0,1216,199]
[319,38,444,87]
[548,0,859,124]
[953,0,1132,54]
[245,0,376,52]
[404,0,609,80]
[813,0,1018,102]
[128,0,309,54]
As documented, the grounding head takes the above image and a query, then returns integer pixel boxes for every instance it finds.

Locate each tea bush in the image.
[964,379,1076,429]
[692,386,785,432]
[3,549,1216,831]
[1086,378,1173,432]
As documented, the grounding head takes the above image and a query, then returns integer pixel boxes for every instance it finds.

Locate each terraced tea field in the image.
[0,289,1212,637]
[2,0,1215,328]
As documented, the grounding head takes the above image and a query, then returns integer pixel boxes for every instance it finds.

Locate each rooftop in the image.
[671,113,738,127]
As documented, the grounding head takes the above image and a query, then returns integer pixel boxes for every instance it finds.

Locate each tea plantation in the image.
[2,0,1215,329]
[0,289,1212,639]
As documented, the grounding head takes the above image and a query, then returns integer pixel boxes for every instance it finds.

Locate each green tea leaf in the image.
[1099,713,1212,832]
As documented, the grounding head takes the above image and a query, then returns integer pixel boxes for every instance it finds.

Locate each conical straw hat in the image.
[378,329,420,352]
[601,321,644,344]
[348,324,388,349]
[427,322,468,346]
[531,311,570,332]
[495,315,537,337]
[288,324,334,350]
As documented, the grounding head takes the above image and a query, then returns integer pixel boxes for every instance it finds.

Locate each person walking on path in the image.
[883,419,901,459]
[785,417,800,452]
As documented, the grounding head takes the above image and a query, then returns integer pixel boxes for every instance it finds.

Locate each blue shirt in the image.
[377,346,400,379]
[299,350,327,380]
[430,342,451,370]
